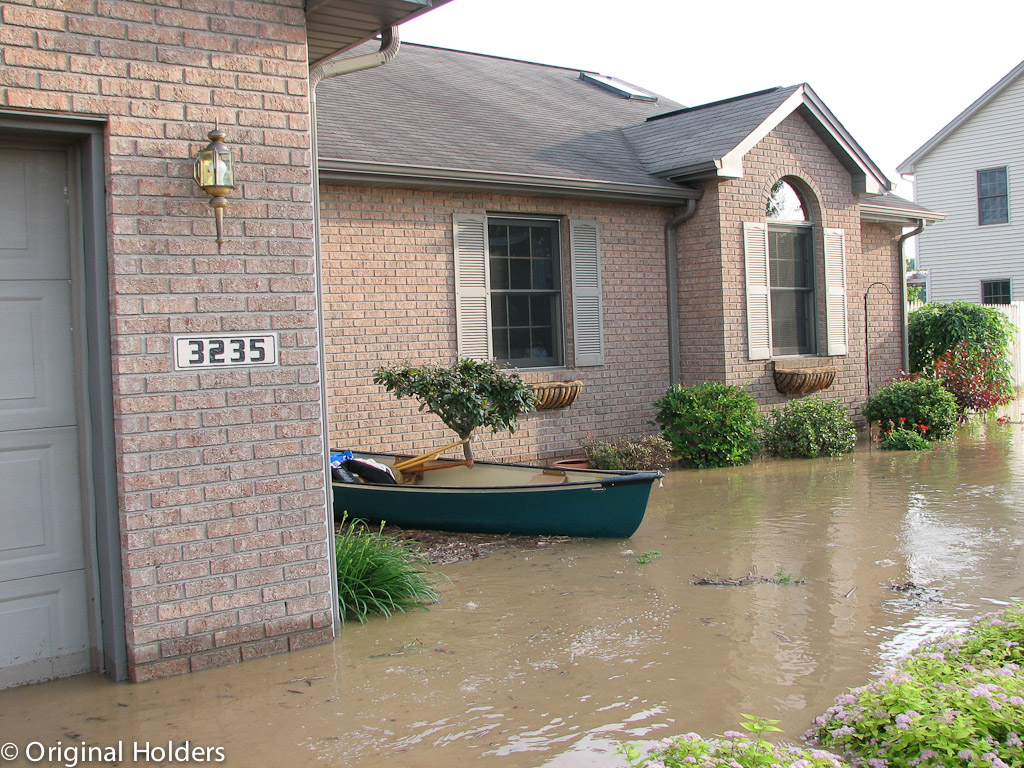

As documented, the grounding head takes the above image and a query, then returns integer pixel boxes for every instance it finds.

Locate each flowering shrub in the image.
[878,418,932,451]
[933,341,1014,417]
[807,604,1024,768]
[764,397,857,458]
[622,716,845,768]
[862,377,959,441]
[654,383,763,469]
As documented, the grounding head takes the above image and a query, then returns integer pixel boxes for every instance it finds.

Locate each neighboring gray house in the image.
[899,59,1024,304]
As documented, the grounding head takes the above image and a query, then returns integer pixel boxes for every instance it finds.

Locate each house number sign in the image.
[173,333,279,370]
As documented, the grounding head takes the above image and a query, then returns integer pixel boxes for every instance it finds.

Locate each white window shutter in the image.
[823,227,849,357]
[570,220,605,366]
[453,213,492,360]
[743,221,772,360]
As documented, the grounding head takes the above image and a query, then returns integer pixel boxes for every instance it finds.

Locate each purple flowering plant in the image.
[806,604,1024,767]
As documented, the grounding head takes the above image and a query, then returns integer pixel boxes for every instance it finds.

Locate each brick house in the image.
[0,1,449,688]
[314,44,941,463]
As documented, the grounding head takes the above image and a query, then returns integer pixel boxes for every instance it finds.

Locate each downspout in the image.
[309,28,401,638]
[665,199,698,385]
[897,219,926,373]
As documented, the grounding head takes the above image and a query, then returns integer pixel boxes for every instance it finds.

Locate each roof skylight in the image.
[579,72,658,102]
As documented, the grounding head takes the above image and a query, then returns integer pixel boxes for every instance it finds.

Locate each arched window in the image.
[766,180,815,355]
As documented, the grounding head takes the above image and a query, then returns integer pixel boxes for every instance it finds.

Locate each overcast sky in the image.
[401,0,1024,198]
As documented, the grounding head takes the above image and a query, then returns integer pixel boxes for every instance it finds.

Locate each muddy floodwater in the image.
[3,422,1024,767]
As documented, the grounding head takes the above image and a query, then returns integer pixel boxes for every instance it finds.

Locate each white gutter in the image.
[309,28,401,639]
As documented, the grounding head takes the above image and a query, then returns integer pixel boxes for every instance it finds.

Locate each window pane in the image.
[491,294,508,326]
[530,326,554,359]
[530,294,553,326]
[488,224,510,259]
[979,169,1007,196]
[532,226,554,260]
[506,294,530,326]
[769,229,812,288]
[490,256,509,290]
[509,258,531,289]
[492,326,508,359]
[508,226,531,259]
[766,180,807,221]
[508,328,531,359]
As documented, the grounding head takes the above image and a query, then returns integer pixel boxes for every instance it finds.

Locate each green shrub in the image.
[908,301,1015,375]
[862,377,959,441]
[763,397,856,458]
[335,516,443,624]
[879,419,932,451]
[807,604,1024,768]
[654,382,763,469]
[622,715,845,768]
[582,435,674,471]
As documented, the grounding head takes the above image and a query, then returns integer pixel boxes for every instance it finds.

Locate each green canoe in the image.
[331,452,662,538]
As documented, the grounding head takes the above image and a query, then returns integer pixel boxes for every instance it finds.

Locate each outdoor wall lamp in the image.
[193,125,235,249]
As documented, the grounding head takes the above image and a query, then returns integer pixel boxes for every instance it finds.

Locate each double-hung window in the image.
[488,218,562,367]
[453,214,605,368]
[978,167,1009,225]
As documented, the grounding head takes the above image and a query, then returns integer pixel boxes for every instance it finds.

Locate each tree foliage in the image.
[373,358,537,461]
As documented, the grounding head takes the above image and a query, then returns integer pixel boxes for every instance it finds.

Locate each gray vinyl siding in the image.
[914,71,1024,303]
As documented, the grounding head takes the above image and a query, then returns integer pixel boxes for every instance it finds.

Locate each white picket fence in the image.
[908,300,1024,389]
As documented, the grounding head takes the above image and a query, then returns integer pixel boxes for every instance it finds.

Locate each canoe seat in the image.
[528,469,568,485]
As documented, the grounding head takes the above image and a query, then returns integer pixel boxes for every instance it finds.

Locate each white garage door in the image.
[0,142,92,688]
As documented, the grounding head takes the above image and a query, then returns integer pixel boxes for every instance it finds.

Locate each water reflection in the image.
[2,425,1024,767]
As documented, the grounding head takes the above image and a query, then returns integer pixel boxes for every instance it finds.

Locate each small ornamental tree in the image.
[373,358,537,462]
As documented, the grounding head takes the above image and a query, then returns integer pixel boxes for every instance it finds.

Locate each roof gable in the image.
[898,58,1024,175]
[623,84,890,195]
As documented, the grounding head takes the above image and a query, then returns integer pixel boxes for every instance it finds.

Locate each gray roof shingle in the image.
[315,43,684,188]
[623,86,802,177]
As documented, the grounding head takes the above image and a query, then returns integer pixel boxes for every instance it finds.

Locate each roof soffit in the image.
[305,0,450,65]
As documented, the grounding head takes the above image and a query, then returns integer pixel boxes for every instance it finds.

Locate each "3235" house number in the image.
[173,334,279,370]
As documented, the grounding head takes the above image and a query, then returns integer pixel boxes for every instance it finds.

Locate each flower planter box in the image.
[772,360,835,395]
[530,380,583,410]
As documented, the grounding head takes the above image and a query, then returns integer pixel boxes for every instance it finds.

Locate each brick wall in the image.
[678,113,905,421]
[1,1,332,680]
[319,185,674,462]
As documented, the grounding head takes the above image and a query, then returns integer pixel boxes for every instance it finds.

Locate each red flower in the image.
[899,416,907,424]
[919,424,929,432]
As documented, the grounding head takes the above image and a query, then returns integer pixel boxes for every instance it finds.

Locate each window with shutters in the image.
[453,214,605,368]
[744,179,848,360]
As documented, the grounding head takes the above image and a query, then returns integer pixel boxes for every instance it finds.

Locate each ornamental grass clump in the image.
[621,715,845,768]
[654,382,763,469]
[807,604,1024,768]
[582,434,674,471]
[335,516,443,624]
[763,397,856,458]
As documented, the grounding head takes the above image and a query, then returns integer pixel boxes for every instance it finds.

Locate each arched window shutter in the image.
[570,220,604,366]
[453,213,491,360]
[743,221,772,360]
[823,227,849,357]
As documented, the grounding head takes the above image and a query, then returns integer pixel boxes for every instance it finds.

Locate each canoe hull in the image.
[331,454,660,538]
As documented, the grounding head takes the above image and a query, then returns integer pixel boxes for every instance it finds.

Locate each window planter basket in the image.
[772,361,835,395]
[530,380,583,410]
